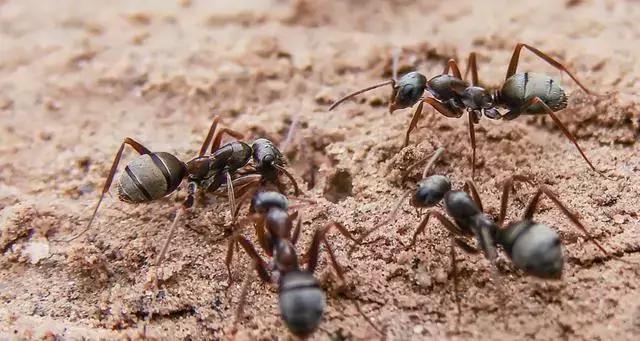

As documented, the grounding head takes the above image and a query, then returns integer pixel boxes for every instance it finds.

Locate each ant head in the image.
[252,138,284,169]
[504,220,564,279]
[461,86,494,110]
[252,191,288,214]
[411,175,451,208]
[390,71,427,113]
[278,271,325,337]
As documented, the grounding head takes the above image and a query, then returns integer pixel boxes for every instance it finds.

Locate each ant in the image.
[329,43,601,177]
[353,148,616,318]
[63,116,252,271]
[229,190,357,337]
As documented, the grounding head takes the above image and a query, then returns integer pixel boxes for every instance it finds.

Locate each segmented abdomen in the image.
[116,152,185,203]
[501,72,568,114]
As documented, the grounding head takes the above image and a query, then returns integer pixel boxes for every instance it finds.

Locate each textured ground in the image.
[1,0,639,340]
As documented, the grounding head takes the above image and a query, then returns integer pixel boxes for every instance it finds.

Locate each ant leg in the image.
[349,189,413,255]
[423,97,463,118]
[407,210,464,250]
[275,165,302,196]
[497,174,533,227]
[63,138,152,242]
[225,171,238,221]
[467,111,478,179]
[225,236,236,287]
[464,52,479,86]
[154,182,196,286]
[236,235,271,282]
[442,59,463,79]
[505,43,594,94]
[404,97,461,147]
[463,180,484,212]
[198,116,221,157]
[211,128,245,154]
[328,80,395,111]
[421,147,445,178]
[498,177,513,227]
[403,100,425,148]
[509,97,601,175]
[233,268,254,328]
[307,222,357,275]
[523,185,610,257]
[321,238,347,281]
[231,177,261,218]
[292,213,302,245]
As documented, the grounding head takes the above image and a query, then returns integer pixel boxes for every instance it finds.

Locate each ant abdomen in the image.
[499,220,564,279]
[117,152,186,203]
[411,175,452,208]
[278,271,325,337]
[501,72,568,115]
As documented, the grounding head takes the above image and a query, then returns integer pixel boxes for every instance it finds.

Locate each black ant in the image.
[353,148,617,319]
[63,116,252,271]
[329,43,601,177]
[230,190,357,337]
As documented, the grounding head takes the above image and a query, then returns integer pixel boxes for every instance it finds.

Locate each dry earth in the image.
[1,0,639,340]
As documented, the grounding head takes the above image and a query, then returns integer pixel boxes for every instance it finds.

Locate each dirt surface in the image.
[1,0,640,340]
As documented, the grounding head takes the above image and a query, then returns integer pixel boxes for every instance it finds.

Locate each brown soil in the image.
[1,0,639,340]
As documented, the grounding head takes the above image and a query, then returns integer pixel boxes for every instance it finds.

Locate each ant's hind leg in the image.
[442,59,463,79]
[407,210,464,250]
[509,97,601,175]
[211,128,244,154]
[464,52,479,86]
[505,43,594,94]
[236,235,271,282]
[523,185,610,257]
[306,222,357,279]
[463,180,484,212]
[62,138,152,242]
[198,116,221,157]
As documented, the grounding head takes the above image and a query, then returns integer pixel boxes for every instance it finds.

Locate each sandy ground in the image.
[1,0,639,339]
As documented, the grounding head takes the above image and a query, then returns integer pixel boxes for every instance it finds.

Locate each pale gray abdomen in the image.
[501,72,568,114]
[116,152,185,203]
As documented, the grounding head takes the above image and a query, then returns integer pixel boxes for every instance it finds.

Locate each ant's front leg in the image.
[306,222,358,281]
[403,98,461,148]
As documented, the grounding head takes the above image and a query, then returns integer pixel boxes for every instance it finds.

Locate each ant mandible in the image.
[329,43,601,178]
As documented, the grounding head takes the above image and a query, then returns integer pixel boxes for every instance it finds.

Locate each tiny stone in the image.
[413,325,424,334]
[613,214,625,224]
